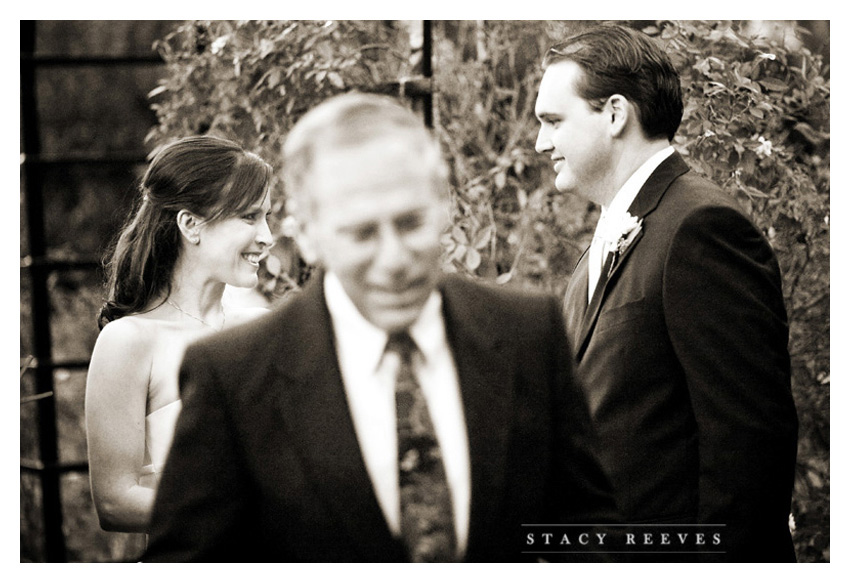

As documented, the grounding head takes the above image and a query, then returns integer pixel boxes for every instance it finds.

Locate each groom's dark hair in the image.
[543,23,683,141]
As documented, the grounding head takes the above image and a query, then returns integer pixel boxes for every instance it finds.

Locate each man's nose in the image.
[535,125,552,154]
[374,225,410,272]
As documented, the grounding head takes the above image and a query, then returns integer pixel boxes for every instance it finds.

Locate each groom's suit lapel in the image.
[574,152,690,361]
[271,275,404,560]
[564,248,590,351]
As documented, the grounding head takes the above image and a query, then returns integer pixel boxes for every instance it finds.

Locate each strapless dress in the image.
[138,400,182,489]
[107,400,182,561]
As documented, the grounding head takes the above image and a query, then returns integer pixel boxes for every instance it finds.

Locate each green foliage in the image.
[146,20,829,561]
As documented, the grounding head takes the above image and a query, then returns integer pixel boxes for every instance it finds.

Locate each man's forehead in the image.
[315,135,423,168]
[543,60,583,88]
[536,61,583,113]
[310,174,442,227]
[317,126,428,153]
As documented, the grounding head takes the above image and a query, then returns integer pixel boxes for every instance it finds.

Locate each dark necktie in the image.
[387,331,457,562]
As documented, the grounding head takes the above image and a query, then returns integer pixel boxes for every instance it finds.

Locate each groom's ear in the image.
[292,217,320,265]
[605,94,630,138]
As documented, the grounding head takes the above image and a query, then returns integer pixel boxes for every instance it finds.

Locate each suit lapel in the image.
[573,152,690,361]
[267,274,529,559]
[271,275,404,560]
[439,277,513,557]
[563,248,590,350]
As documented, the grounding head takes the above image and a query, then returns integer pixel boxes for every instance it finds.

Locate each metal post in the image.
[20,20,67,563]
[422,20,433,128]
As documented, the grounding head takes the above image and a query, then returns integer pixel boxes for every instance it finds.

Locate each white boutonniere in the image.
[604,212,643,276]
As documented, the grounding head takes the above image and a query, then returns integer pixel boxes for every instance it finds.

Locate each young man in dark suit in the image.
[143,92,617,562]
[534,24,799,561]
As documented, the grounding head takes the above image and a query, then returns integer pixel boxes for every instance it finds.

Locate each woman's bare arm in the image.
[85,318,156,532]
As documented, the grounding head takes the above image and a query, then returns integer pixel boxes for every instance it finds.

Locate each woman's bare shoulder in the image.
[91,314,170,364]
[98,313,162,340]
[86,316,168,404]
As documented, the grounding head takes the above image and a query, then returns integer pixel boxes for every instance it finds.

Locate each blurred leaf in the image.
[264,254,281,276]
[472,224,494,250]
[452,225,469,245]
[760,77,790,92]
[465,248,482,271]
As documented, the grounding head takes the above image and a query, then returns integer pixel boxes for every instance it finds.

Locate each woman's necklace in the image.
[166,299,225,331]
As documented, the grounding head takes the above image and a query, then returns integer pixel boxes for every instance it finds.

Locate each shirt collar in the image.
[603,145,674,219]
[323,271,444,372]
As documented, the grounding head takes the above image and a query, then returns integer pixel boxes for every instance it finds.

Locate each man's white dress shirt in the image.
[323,272,470,555]
[587,146,675,302]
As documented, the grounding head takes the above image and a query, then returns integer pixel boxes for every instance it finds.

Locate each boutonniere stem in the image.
[606,213,643,277]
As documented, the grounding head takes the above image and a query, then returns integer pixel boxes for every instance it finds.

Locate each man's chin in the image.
[365,302,428,333]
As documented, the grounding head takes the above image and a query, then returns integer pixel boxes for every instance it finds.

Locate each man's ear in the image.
[292,218,319,265]
[605,94,630,138]
[176,209,203,245]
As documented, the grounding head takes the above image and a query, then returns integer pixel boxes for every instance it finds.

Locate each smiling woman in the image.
[84,135,274,557]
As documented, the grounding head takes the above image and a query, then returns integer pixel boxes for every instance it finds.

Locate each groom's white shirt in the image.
[588,145,674,301]
[324,271,471,555]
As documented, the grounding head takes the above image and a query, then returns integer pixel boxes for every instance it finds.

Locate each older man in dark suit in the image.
[534,24,799,561]
[143,92,617,562]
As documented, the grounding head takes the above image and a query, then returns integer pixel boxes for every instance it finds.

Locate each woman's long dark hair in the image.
[98,135,273,329]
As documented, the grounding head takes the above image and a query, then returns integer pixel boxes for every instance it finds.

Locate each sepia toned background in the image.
[20,20,829,562]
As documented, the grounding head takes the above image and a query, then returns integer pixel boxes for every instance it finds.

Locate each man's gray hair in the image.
[281,92,449,218]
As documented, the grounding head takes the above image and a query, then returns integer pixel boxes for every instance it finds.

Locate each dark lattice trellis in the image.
[20,19,433,563]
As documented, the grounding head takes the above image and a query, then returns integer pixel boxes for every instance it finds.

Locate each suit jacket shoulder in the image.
[636,154,754,241]
[440,274,561,331]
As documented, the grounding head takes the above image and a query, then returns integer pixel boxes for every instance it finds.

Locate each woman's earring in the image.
[191,236,200,245]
